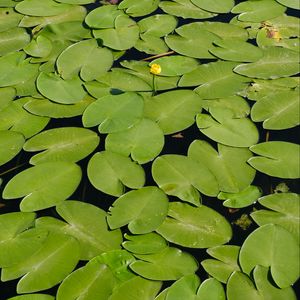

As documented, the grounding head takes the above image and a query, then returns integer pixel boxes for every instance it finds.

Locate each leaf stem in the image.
[0,162,28,177]
[142,51,175,61]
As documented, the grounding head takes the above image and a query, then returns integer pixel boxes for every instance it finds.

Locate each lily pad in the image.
[275,0,300,9]
[239,224,300,288]
[191,0,234,13]
[23,127,100,164]
[87,151,145,197]
[118,0,160,17]
[82,92,144,133]
[248,141,300,178]
[0,130,25,166]
[107,187,169,234]
[105,118,164,164]
[2,162,82,211]
[144,90,202,134]
[130,246,198,281]
[8,295,55,300]
[251,193,300,243]
[156,202,232,248]
[152,154,219,205]
[188,140,256,193]
[56,39,113,81]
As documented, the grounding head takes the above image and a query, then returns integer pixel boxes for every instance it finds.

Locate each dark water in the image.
[0,1,299,299]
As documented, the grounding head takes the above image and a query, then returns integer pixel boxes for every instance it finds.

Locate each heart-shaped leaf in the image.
[107,186,169,234]
[156,202,232,248]
[118,0,160,17]
[3,162,82,211]
[87,151,145,197]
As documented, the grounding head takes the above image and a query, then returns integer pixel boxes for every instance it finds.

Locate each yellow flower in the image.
[150,63,161,75]
[272,30,282,42]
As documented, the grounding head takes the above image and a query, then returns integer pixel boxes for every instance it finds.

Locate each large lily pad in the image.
[118,0,160,17]
[87,151,145,197]
[157,202,232,248]
[2,162,82,211]
[107,186,169,234]
[192,0,234,13]
[248,141,300,178]
[23,127,100,164]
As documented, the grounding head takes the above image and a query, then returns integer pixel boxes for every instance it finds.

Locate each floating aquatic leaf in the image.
[156,202,232,248]
[188,140,256,193]
[1,232,80,294]
[87,151,145,197]
[56,259,115,300]
[275,0,300,10]
[118,0,160,17]
[105,118,164,164]
[0,98,50,138]
[15,0,73,17]
[2,162,82,211]
[24,35,52,58]
[231,0,286,22]
[196,110,259,147]
[82,92,144,133]
[36,201,122,260]
[8,294,54,300]
[130,246,198,280]
[0,87,15,110]
[250,90,299,130]
[23,95,94,118]
[144,90,202,134]
[234,47,299,79]
[239,224,300,288]
[248,141,300,178]
[227,266,297,300]
[134,34,169,55]
[196,278,225,300]
[210,39,263,62]
[201,245,240,283]
[180,61,249,99]
[152,154,219,205]
[159,0,217,19]
[57,39,113,81]
[23,127,100,164]
[122,233,168,255]
[0,8,22,32]
[218,185,262,208]
[251,193,300,243]
[138,14,177,37]
[191,0,234,13]
[0,130,24,166]
[107,187,169,234]
[93,15,139,51]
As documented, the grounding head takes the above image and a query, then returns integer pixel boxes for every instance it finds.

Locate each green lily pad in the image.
[218,185,262,208]
[196,278,225,300]
[15,0,73,17]
[23,94,94,118]
[134,34,169,55]
[152,154,219,205]
[82,92,144,133]
[24,35,52,58]
[56,259,115,300]
[87,151,145,197]
[105,118,164,164]
[118,0,160,17]
[251,90,299,130]
[156,202,232,248]
[1,232,80,294]
[188,140,256,193]
[248,141,300,178]
[122,233,168,255]
[196,110,259,147]
[201,245,240,283]
[93,15,139,51]
[0,8,22,32]
[231,0,286,22]
[239,224,300,288]
[23,127,100,164]
[2,162,82,211]
[130,246,198,280]
[8,294,55,300]
[36,201,122,260]
[0,130,25,166]
[180,61,249,99]
[56,39,113,81]
[0,98,50,138]
[234,46,299,79]
[107,186,169,234]
[0,87,15,110]
[275,0,300,9]
[251,193,300,243]
[138,14,178,37]
[144,90,202,134]
[191,0,234,13]
[159,0,217,19]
